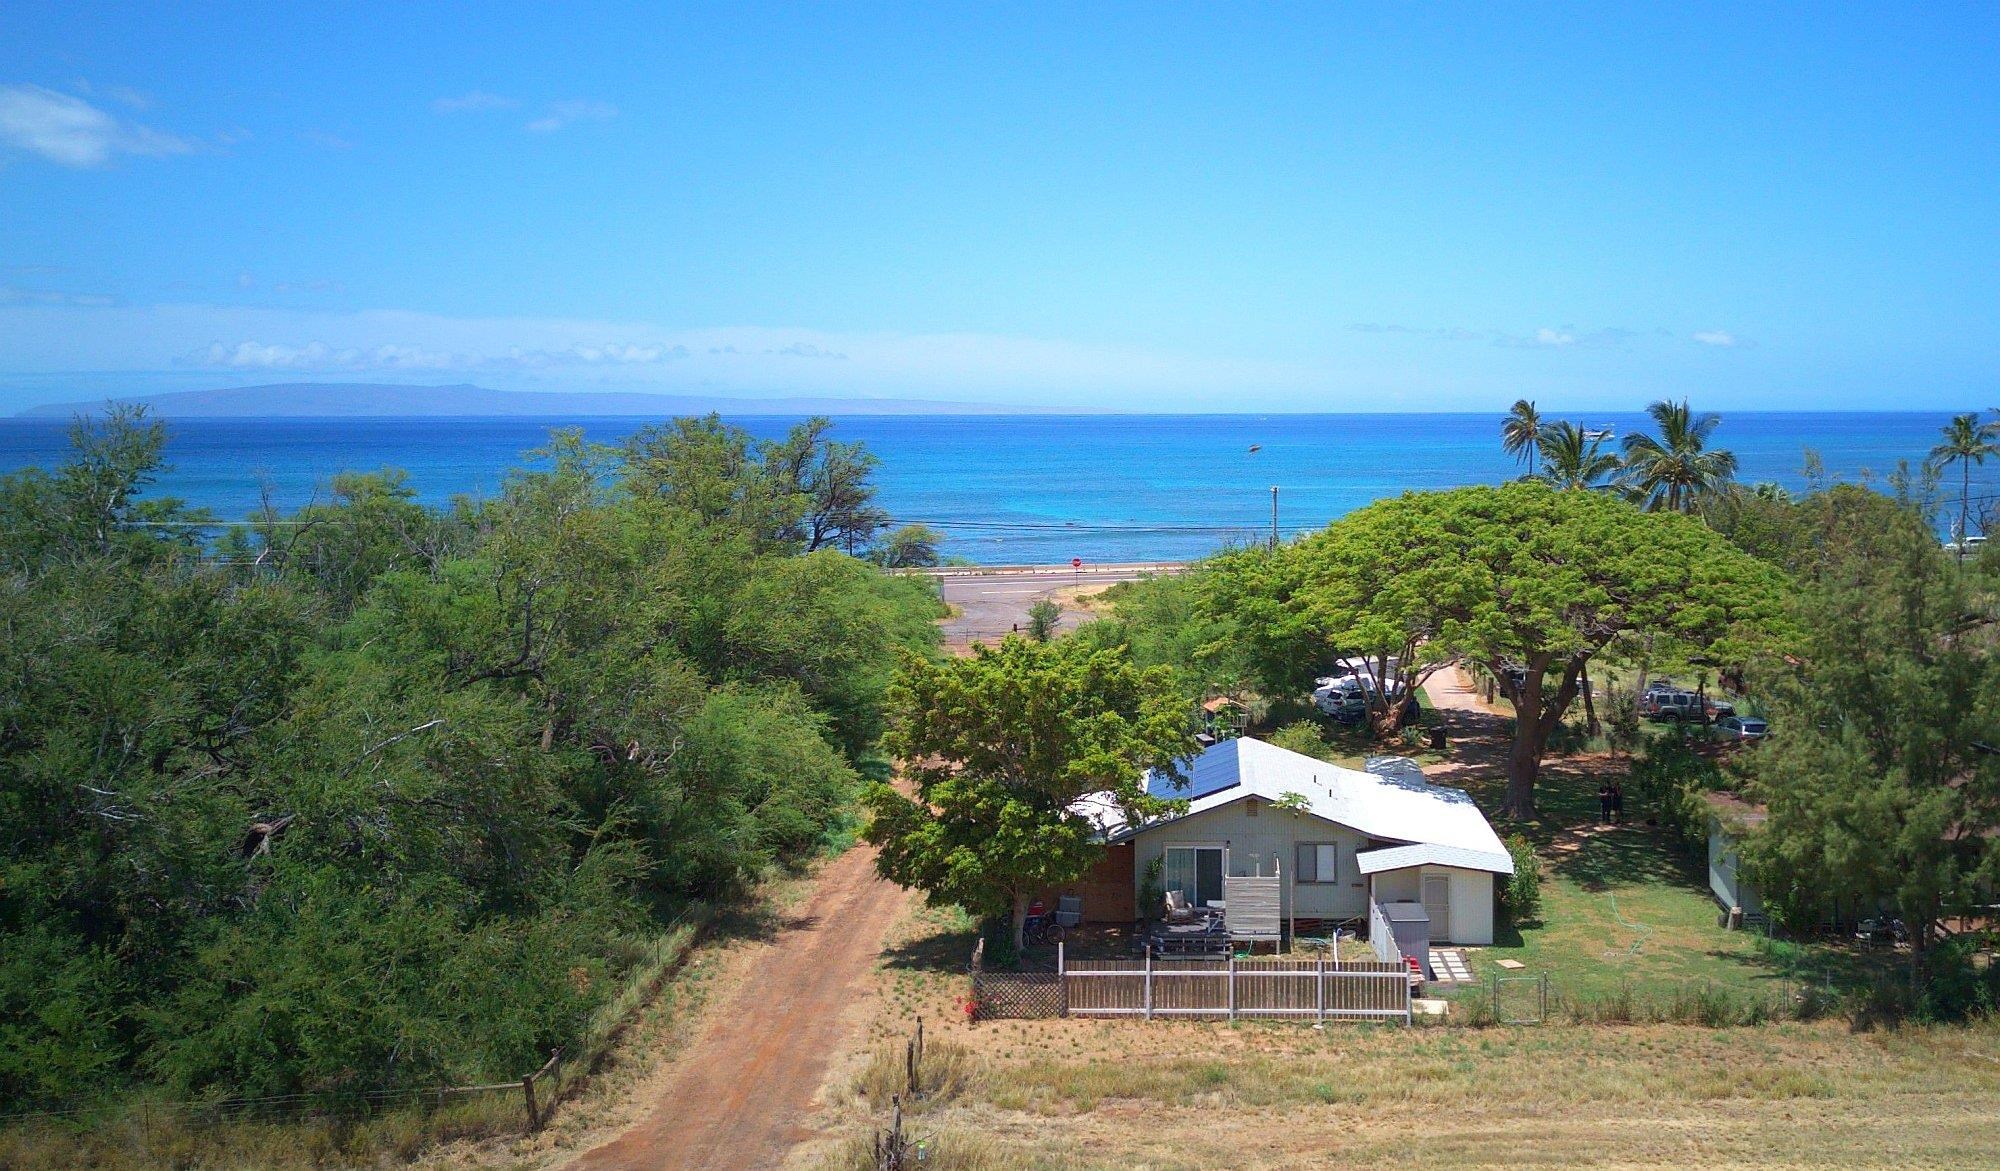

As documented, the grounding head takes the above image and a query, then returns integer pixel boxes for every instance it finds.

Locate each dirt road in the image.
[567,845,908,1171]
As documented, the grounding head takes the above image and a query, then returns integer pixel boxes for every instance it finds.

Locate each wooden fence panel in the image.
[1063,956,1410,1023]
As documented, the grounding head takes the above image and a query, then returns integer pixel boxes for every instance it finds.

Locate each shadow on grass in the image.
[1699,937,1905,994]
[880,923,981,975]
[1549,828,1705,894]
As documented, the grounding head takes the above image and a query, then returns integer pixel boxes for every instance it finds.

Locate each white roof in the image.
[1112,738,1509,863]
[1355,842,1513,876]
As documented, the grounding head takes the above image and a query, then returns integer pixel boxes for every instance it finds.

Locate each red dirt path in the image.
[567,845,908,1171]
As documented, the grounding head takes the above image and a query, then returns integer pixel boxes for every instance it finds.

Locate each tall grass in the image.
[850,1038,981,1111]
[0,1092,526,1171]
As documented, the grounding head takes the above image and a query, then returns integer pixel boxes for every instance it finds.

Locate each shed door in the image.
[1422,874,1452,942]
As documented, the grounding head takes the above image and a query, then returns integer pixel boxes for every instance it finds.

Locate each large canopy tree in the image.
[862,637,1194,946]
[1280,482,1790,818]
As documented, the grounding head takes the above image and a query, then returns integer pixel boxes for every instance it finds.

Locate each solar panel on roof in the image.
[1147,737,1242,801]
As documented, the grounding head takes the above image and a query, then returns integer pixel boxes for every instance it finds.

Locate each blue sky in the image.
[1,3,1996,413]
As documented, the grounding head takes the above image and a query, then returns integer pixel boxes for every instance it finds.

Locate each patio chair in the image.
[1162,889,1194,923]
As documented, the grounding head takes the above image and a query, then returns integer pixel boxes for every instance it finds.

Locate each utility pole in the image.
[1269,486,1279,552]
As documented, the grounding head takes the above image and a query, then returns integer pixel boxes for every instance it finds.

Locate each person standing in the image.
[1610,781,1625,824]
[1597,783,1612,824]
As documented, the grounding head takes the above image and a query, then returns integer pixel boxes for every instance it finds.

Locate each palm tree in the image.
[1927,412,1998,555]
[1536,421,1620,490]
[1501,399,1544,477]
[1619,399,1739,512]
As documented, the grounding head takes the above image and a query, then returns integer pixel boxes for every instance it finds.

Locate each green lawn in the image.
[1463,825,1787,997]
[1427,716,1897,1005]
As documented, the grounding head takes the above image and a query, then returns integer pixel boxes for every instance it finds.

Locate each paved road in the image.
[934,564,1179,646]
[565,845,909,1171]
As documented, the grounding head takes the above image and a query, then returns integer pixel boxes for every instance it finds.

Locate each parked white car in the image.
[1713,715,1769,741]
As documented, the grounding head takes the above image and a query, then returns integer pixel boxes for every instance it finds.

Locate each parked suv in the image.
[1638,689,1733,723]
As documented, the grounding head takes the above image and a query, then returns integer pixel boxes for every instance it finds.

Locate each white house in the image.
[1101,737,1514,946]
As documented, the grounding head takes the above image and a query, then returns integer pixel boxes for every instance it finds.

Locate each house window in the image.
[1295,842,1338,883]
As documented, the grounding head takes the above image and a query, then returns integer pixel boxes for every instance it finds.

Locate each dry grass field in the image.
[794,902,2000,1171]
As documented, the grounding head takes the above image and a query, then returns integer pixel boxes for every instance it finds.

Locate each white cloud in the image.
[299,128,353,150]
[0,84,193,167]
[768,342,848,359]
[271,279,346,295]
[1692,329,1738,347]
[431,90,519,114]
[526,99,617,133]
[1532,327,1576,347]
[199,339,458,370]
[506,342,690,366]
[0,286,117,307]
[0,301,1300,407]
[71,79,152,109]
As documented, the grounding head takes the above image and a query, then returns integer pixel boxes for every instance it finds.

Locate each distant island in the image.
[17,382,1034,419]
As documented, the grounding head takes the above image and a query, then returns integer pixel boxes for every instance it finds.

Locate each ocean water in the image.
[0,412,1986,564]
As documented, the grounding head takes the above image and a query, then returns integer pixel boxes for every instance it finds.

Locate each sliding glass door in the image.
[1163,845,1226,907]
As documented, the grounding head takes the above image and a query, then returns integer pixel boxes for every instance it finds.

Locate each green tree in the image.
[1926,411,1997,556]
[872,522,945,568]
[1738,488,2000,988]
[862,638,1194,947]
[1535,421,1620,490]
[1501,398,1544,478]
[1282,483,1788,817]
[0,408,940,1108]
[620,413,888,553]
[1619,398,1739,512]
[760,416,890,553]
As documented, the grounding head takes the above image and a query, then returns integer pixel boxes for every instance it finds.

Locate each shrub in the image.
[1138,857,1165,923]
[1026,598,1061,641]
[1267,720,1334,760]
[1498,834,1542,923]
[1916,936,2000,1022]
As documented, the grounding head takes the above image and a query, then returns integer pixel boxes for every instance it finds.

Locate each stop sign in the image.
[1071,557,1082,569]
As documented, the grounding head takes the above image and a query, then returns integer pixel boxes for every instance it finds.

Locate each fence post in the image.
[522,1074,539,1132]
[1056,940,1068,1017]
[1143,942,1153,1021]
[1316,952,1326,1024]
[914,1016,924,1071]
[1227,951,1237,1021]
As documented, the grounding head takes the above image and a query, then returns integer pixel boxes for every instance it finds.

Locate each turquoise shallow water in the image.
[0,412,1987,564]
